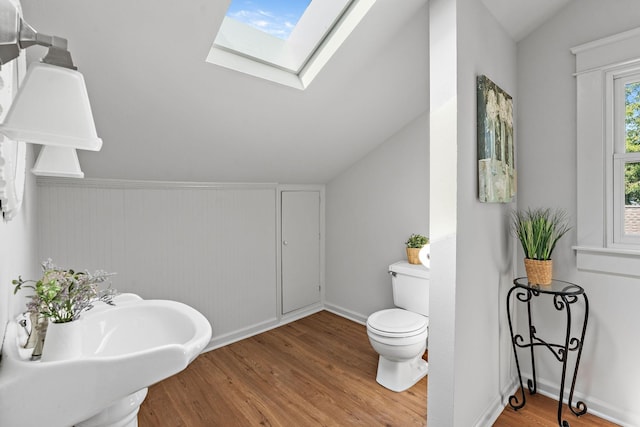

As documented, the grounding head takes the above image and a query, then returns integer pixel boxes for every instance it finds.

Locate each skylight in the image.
[225,0,312,40]
[207,0,376,90]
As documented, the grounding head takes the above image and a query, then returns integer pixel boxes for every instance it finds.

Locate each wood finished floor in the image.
[494,391,619,427]
[139,311,617,427]
[139,311,426,426]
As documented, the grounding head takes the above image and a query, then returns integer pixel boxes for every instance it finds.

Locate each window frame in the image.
[572,27,640,277]
[214,0,352,74]
[611,71,640,246]
[206,0,375,90]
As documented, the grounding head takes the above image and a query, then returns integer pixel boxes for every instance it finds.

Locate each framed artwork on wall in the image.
[477,74,516,203]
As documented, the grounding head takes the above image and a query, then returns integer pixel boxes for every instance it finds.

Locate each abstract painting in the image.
[477,75,516,203]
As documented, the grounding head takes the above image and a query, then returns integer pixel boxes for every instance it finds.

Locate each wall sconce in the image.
[0,0,101,219]
[2,61,102,177]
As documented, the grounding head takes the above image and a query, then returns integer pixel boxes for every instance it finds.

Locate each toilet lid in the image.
[367,308,428,337]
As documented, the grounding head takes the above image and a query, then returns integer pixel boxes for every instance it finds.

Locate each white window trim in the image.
[572,27,640,277]
[214,0,352,74]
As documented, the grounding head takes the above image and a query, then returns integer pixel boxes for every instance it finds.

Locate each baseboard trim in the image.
[323,303,367,325]
[202,305,325,353]
[282,303,324,322]
[203,318,279,352]
[471,379,519,427]
[473,394,507,427]
[532,377,634,426]
[509,373,635,426]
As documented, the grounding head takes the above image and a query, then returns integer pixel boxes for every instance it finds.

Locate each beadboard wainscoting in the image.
[37,178,288,350]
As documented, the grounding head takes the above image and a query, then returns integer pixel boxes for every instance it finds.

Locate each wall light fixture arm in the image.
[18,20,76,70]
[0,0,76,70]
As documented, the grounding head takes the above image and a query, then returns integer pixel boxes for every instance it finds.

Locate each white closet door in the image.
[281,191,321,314]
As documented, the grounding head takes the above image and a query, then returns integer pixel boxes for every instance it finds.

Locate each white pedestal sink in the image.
[0,294,212,427]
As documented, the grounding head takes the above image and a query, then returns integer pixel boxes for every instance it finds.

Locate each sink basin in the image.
[0,294,212,427]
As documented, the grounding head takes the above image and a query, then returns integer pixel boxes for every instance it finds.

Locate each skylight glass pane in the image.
[226,0,313,40]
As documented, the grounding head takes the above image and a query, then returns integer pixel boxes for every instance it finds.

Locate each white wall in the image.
[455,0,517,424]
[325,111,429,322]
[36,180,279,349]
[0,147,39,349]
[517,1,640,424]
[428,0,517,425]
[323,4,429,324]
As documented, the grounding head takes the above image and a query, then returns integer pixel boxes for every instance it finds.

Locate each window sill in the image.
[573,245,640,277]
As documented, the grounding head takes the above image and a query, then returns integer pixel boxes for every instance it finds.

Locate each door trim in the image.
[277,184,326,319]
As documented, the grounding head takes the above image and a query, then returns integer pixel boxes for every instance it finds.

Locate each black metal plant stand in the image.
[506,277,589,427]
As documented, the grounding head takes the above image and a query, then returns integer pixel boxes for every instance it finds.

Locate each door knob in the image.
[283,240,288,246]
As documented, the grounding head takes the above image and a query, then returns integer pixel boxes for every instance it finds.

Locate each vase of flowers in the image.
[13,259,116,360]
[39,318,86,362]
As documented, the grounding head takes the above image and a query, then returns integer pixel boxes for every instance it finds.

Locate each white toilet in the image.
[366,261,429,392]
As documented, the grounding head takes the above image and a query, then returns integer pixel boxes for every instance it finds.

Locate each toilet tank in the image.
[389,261,430,316]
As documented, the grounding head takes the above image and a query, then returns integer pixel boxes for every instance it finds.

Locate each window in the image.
[207,0,376,90]
[573,27,640,277]
[613,74,640,244]
[225,0,311,40]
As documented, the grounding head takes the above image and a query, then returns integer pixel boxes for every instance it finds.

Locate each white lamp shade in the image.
[0,62,102,151]
[31,146,84,178]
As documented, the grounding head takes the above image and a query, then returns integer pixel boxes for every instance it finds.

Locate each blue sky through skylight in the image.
[226,0,313,40]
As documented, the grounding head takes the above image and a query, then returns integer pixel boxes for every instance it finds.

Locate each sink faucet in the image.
[19,313,48,359]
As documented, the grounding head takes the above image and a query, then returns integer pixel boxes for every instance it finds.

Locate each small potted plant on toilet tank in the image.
[405,234,429,265]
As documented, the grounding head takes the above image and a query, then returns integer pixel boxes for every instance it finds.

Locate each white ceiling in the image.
[482,0,572,41]
[20,0,569,184]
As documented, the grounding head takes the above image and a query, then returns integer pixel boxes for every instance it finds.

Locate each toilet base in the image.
[376,355,428,392]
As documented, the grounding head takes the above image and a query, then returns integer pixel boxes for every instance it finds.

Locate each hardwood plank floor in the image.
[139,311,617,427]
[494,391,620,427]
[139,311,426,426]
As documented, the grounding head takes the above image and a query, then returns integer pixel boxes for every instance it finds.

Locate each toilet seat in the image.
[367,308,428,338]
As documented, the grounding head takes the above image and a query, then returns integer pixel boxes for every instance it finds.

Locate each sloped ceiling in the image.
[482,0,572,42]
[21,0,429,184]
[20,0,569,184]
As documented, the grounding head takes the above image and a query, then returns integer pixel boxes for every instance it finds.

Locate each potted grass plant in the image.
[511,208,570,285]
[405,234,429,265]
